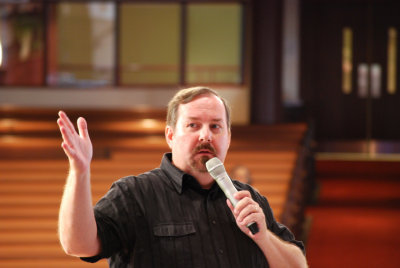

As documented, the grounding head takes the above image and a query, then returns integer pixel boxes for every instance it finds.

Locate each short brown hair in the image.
[166,86,231,130]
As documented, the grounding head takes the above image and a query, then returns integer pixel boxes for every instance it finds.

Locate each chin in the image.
[200,155,212,164]
[189,156,210,173]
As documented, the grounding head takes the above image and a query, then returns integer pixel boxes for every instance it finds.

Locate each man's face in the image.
[165,94,231,175]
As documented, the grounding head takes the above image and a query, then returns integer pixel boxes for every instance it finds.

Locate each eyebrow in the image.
[187,117,223,123]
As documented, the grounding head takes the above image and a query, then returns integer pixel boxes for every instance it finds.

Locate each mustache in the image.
[193,143,217,155]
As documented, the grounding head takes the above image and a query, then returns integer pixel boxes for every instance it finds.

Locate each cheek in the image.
[174,133,195,149]
[214,136,230,155]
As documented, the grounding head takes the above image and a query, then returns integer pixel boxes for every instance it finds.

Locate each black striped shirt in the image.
[82,153,304,267]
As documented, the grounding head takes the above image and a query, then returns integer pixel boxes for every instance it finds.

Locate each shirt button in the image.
[219,249,224,254]
[212,220,217,225]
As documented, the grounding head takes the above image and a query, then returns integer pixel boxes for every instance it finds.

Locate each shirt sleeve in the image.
[81,178,137,263]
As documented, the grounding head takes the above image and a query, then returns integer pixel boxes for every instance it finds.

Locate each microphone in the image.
[206,157,259,235]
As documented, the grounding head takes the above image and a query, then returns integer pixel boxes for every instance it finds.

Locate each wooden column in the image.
[250,0,283,124]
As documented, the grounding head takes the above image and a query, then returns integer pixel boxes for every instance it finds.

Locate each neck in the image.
[195,174,215,189]
[170,157,215,189]
[194,172,215,189]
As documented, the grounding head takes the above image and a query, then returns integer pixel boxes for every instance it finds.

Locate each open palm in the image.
[57,111,93,174]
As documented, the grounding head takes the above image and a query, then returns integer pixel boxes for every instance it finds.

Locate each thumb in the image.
[226,199,235,213]
[77,117,90,139]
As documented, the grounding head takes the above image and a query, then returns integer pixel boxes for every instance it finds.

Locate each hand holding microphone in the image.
[206,157,260,235]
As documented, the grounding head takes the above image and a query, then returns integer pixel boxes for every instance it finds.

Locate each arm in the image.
[57,111,101,257]
[227,191,308,268]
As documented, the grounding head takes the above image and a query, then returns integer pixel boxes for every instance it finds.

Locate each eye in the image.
[211,124,221,130]
[187,123,198,128]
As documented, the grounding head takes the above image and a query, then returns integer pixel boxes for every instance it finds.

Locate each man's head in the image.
[165,87,231,180]
[230,165,252,185]
[166,86,231,131]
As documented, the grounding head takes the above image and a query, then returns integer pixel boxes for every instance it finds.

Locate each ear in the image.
[228,131,231,148]
[165,125,174,149]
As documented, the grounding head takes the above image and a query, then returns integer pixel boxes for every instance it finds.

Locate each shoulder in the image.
[95,168,167,209]
[233,180,276,219]
[113,168,167,191]
[233,180,264,200]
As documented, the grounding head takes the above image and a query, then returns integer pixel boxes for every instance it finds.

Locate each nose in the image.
[199,126,212,142]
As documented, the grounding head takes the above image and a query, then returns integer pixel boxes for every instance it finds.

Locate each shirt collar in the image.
[160,153,218,195]
[160,153,186,194]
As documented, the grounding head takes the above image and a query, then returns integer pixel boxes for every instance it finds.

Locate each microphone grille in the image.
[206,157,226,178]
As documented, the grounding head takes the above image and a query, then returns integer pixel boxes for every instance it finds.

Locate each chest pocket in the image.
[153,222,196,237]
[152,222,196,267]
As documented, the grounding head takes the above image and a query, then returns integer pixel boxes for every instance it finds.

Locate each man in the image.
[230,165,253,185]
[57,87,307,267]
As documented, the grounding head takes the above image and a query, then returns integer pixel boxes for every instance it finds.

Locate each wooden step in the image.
[0,231,59,244]
[0,219,57,231]
[0,244,79,259]
[0,259,107,268]
[0,108,307,268]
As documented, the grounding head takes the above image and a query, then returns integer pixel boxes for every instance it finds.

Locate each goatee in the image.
[190,143,216,173]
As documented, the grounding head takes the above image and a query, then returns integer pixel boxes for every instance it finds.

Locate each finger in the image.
[240,213,260,233]
[59,125,77,150]
[226,199,234,212]
[237,203,261,223]
[57,117,75,140]
[77,117,90,139]
[57,118,64,132]
[58,111,77,135]
[234,190,251,200]
[233,196,253,215]
[61,141,76,160]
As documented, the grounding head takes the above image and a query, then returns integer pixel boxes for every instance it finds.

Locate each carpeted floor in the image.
[305,160,400,268]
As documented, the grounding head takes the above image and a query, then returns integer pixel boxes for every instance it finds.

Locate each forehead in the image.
[177,94,226,121]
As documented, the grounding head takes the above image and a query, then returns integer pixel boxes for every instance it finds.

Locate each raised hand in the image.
[57,111,93,174]
[57,111,101,256]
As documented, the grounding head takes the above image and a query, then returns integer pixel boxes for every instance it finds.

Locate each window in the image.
[0,1,244,88]
[120,4,180,85]
[186,4,242,84]
[0,3,44,86]
[48,2,116,87]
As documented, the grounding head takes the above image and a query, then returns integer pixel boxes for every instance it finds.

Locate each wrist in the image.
[253,228,272,247]
[68,167,91,182]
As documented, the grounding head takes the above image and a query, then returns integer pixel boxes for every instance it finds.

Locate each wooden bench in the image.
[0,107,309,267]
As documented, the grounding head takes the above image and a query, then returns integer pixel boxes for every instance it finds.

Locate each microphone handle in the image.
[247,222,259,235]
[216,174,259,235]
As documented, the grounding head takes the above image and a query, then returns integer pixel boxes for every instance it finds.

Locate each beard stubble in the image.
[189,143,216,173]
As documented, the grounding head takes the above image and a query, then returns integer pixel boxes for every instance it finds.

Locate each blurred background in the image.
[0,0,399,267]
